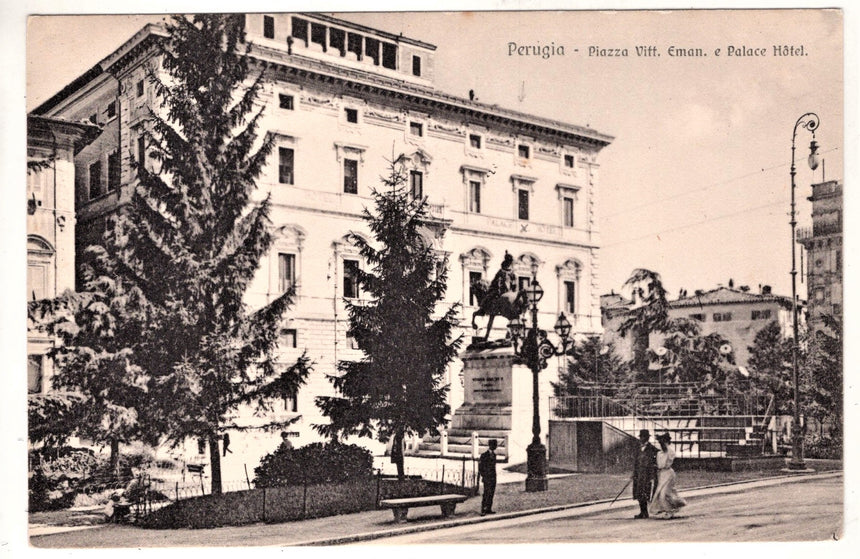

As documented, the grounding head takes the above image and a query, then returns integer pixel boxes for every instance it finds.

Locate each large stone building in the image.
[30,14,612,474]
[27,115,100,395]
[797,179,843,331]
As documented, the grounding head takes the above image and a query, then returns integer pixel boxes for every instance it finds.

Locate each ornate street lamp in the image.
[507,274,573,492]
[788,113,820,471]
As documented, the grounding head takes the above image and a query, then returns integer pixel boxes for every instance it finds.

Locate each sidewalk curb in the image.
[294,470,842,546]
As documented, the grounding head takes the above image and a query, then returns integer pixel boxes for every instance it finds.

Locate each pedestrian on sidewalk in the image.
[649,433,686,519]
[632,429,658,519]
[478,439,498,516]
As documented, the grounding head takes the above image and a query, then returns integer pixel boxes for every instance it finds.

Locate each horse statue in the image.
[470,278,530,342]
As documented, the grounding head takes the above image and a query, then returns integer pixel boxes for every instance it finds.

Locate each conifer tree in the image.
[103,14,310,493]
[315,158,462,476]
[27,265,150,473]
[552,337,629,395]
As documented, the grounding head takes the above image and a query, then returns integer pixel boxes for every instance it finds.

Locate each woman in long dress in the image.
[650,433,686,518]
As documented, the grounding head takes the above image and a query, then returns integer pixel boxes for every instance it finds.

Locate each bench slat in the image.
[379,494,467,507]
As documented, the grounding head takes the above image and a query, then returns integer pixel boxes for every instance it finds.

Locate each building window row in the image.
[288,16,398,71]
[751,309,772,320]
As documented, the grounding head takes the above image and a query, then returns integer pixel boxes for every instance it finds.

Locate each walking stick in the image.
[609,479,632,508]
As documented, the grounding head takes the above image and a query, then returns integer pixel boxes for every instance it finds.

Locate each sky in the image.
[21,5,847,302]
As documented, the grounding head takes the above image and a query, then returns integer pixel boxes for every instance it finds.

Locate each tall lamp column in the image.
[508,272,573,492]
[788,112,820,471]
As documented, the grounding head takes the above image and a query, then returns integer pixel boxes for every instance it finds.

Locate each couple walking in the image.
[632,429,686,519]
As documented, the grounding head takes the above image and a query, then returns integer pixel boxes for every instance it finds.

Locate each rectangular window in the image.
[563,197,574,227]
[751,309,772,320]
[469,134,482,149]
[409,122,423,137]
[311,23,326,50]
[382,42,397,69]
[518,276,531,292]
[278,253,296,292]
[564,154,575,168]
[291,17,308,43]
[89,160,103,199]
[108,151,121,192]
[285,391,298,413]
[689,313,705,322]
[412,55,421,76]
[469,271,483,306]
[365,37,380,65]
[343,259,360,299]
[518,189,529,220]
[345,108,358,123]
[713,312,733,322]
[518,145,530,159]
[343,159,358,194]
[280,328,297,349]
[106,101,117,119]
[137,135,146,167]
[28,264,47,301]
[279,94,294,110]
[28,355,43,394]
[136,80,144,97]
[564,281,576,314]
[469,181,481,213]
[329,28,345,54]
[263,15,275,39]
[279,147,294,184]
[347,33,362,58]
[409,171,423,200]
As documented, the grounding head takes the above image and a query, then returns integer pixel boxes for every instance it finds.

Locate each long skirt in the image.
[649,468,686,516]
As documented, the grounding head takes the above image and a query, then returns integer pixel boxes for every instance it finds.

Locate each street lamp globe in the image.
[553,313,572,340]
[527,280,544,305]
[808,139,820,171]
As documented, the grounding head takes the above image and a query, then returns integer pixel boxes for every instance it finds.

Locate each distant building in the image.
[601,284,800,369]
[30,14,612,472]
[797,179,843,331]
[27,115,100,394]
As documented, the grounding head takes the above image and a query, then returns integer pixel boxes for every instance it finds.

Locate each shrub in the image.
[804,434,842,460]
[254,442,374,487]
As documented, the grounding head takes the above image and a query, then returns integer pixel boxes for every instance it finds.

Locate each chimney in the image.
[762,285,772,295]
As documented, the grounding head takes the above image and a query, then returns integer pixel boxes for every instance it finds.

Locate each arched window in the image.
[27,236,54,301]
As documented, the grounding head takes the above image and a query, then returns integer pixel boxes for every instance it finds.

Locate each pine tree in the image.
[103,14,310,493]
[27,259,151,474]
[552,336,629,395]
[315,158,462,477]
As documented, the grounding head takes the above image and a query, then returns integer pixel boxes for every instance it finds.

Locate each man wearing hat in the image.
[632,429,658,519]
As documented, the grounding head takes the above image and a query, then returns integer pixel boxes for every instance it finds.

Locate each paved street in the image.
[360,474,843,544]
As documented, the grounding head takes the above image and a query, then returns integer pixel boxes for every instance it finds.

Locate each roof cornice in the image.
[256,46,613,149]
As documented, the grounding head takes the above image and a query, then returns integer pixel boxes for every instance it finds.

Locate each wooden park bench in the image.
[379,494,468,522]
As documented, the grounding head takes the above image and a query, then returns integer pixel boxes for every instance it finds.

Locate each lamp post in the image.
[788,112,820,471]
[507,272,573,492]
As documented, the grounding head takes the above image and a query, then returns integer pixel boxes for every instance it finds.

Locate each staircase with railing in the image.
[550,391,777,459]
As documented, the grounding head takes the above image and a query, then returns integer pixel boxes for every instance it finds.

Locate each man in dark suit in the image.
[632,428,658,519]
[478,439,498,515]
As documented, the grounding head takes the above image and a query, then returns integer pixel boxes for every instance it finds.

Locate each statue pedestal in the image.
[445,344,542,465]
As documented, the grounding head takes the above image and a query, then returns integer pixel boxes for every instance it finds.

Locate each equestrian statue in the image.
[471,252,529,342]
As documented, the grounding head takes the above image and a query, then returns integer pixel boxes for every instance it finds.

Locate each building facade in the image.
[797,179,843,331]
[27,115,100,396]
[602,285,798,370]
[31,14,612,473]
